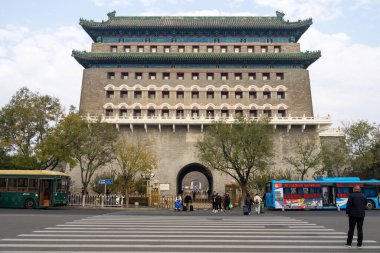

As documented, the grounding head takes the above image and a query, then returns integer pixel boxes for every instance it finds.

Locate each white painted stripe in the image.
[32,230,345,234]
[288,226,325,228]
[3,238,377,243]
[65,221,311,226]
[47,227,336,231]
[1,244,380,249]
[0,251,347,253]
[18,234,351,238]
[60,224,268,228]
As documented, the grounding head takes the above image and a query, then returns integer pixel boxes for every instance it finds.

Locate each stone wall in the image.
[68,125,321,195]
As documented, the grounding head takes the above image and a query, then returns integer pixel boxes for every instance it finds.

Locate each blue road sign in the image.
[97,179,113,184]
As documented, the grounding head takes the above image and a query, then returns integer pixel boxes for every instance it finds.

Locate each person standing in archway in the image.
[211,191,218,213]
[184,193,192,211]
[345,185,367,249]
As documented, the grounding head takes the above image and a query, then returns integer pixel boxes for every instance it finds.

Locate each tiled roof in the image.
[79,11,312,30]
[72,51,321,68]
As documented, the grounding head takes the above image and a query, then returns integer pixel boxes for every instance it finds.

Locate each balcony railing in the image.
[87,114,332,125]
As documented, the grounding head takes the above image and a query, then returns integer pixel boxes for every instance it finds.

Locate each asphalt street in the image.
[0,207,379,252]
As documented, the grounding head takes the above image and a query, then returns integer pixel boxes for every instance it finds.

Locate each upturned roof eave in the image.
[72,51,321,68]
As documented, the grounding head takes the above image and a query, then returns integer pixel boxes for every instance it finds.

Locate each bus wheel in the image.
[24,199,36,209]
[366,200,375,210]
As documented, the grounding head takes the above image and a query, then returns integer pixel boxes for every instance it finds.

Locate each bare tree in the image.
[197,118,274,205]
[113,136,157,207]
[284,138,321,180]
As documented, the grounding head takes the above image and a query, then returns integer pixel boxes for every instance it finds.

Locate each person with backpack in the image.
[254,193,262,214]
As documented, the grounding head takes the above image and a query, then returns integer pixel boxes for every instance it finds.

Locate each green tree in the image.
[113,136,157,207]
[36,107,81,170]
[196,118,274,205]
[71,118,118,195]
[344,120,380,178]
[316,139,350,177]
[284,138,321,180]
[0,87,63,169]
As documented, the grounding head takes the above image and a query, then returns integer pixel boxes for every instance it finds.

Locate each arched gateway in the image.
[176,163,213,196]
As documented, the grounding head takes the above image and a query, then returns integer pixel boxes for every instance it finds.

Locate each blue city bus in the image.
[265,177,380,210]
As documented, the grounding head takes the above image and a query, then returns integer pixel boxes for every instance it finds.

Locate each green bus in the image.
[0,170,69,208]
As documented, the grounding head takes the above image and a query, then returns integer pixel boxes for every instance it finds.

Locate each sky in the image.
[0,0,379,127]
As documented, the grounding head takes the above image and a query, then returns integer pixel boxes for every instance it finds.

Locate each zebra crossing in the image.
[1,214,380,252]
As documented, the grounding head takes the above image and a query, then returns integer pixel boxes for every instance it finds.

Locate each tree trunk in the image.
[240,185,248,207]
[124,189,129,208]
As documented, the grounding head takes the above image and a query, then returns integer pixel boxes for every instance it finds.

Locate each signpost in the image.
[97,179,114,207]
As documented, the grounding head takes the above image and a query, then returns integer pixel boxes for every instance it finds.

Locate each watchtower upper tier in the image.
[79,11,313,43]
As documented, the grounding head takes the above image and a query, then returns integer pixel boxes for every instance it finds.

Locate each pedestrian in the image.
[223,193,231,210]
[184,193,192,211]
[211,192,218,213]
[345,185,367,248]
[174,194,182,211]
[216,193,222,212]
[253,193,262,214]
[244,193,253,214]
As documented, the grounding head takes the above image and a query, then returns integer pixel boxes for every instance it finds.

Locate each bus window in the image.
[291,188,297,194]
[297,188,304,194]
[0,178,6,191]
[266,183,272,193]
[28,178,38,192]
[56,178,68,193]
[17,178,28,192]
[337,187,350,194]
[363,188,377,197]
[303,187,309,194]
[284,188,291,194]
[8,178,17,191]
[309,187,321,194]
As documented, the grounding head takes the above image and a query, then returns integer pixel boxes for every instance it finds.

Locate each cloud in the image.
[140,0,157,6]
[93,0,132,6]
[350,0,380,10]
[229,0,246,8]
[300,28,380,125]
[254,0,343,21]
[0,25,90,111]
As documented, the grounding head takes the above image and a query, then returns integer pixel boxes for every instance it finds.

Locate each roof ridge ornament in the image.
[107,11,116,20]
[276,11,285,20]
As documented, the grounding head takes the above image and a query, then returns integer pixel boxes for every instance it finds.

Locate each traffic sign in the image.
[97,179,113,184]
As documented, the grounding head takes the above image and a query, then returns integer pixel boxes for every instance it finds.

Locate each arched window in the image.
[206,107,214,118]
[192,89,199,99]
[161,106,170,118]
[249,108,258,118]
[133,106,141,117]
[235,107,243,118]
[263,108,272,117]
[192,106,199,118]
[278,107,286,117]
[221,88,229,99]
[207,88,214,99]
[105,107,113,116]
[221,106,229,118]
[147,106,155,117]
[119,107,128,117]
[235,88,243,99]
[176,106,184,118]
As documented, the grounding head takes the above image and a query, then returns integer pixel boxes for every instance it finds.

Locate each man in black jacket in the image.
[345,185,367,248]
